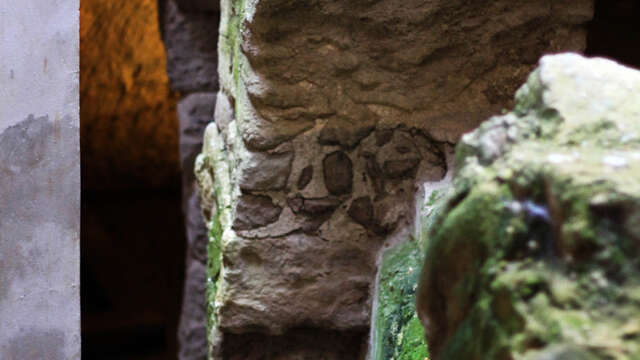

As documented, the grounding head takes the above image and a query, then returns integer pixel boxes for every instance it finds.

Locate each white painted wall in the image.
[0,1,80,359]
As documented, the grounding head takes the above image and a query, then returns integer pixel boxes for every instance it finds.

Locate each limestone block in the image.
[237,148,294,191]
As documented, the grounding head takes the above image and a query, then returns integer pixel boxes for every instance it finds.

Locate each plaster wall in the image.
[0,1,80,359]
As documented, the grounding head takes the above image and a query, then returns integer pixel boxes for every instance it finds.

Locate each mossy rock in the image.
[372,239,430,360]
[417,54,640,360]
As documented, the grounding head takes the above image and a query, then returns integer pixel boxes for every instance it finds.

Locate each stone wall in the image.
[160,1,221,359]
[0,1,80,359]
[195,0,595,358]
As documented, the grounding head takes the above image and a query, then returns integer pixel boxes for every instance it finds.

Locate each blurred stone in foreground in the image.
[418,54,640,360]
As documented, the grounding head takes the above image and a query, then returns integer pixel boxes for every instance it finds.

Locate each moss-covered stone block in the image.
[372,239,429,360]
[417,54,640,360]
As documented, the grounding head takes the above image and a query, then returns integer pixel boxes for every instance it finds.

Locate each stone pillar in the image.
[0,1,80,359]
[196,0,594,358]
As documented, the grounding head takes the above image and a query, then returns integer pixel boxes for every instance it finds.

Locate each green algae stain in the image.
[372,239,429,360]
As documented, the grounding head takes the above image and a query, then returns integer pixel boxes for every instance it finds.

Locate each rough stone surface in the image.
[417,54,640,359]
[223,0,593,148]
[232,194,283,230]
[297,165,313,190]
[177,93,217,360]
[323,151,354,195]
[217,231,376,333]
[289,195,342,216]
[238,149,294,191]
[81,0,180,190]
[319,118,376,149]
[197,118,449,355]
[221,329,366,359]
[163,0,220,93]
[197,0,594,357]
[347,196,374,227]
[0,1,80,357]
[378,132,422,179]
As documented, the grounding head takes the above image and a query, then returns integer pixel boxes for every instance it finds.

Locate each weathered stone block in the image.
[323,151,354,195]
[417,54,640,359]
[163,0,219,93]
[238,148,293,191]
[198,0,595,357]
[232,194,282,230]
[226,0,593,146]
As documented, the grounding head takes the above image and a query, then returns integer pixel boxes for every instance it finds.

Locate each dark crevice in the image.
[586,0,640,70]
[81,189,186,360]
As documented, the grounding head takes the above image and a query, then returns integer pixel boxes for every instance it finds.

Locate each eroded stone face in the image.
[238,149,294,191]
[232,194,282,230]
[417,54,640,359]
[197,0,595,357]
[198,118,448,342]
[230,0,593,149]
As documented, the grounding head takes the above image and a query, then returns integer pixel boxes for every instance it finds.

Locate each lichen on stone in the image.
[417,54,640,360]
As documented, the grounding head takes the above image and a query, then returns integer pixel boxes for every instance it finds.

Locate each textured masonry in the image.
[194,0,594,357]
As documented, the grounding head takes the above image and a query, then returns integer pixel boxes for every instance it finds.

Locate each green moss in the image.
[418,57,640,359]
[228,0,244,88]
[372,239,429,360]
[203,1,248,356]
[205,210,223,337]
[423,165,640,358]
[426,191,440,206]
